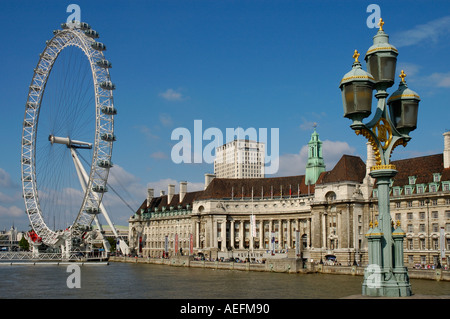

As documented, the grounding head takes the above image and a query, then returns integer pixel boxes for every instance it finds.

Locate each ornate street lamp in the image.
[388,70,421,136]
[339,19,420,297]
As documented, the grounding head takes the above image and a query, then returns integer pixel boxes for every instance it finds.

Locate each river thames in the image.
[1,262,449,299]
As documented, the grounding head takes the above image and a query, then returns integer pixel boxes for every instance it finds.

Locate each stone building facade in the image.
[128,131,450,267]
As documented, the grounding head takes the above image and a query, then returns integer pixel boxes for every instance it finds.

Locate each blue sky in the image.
[1,0,450,230]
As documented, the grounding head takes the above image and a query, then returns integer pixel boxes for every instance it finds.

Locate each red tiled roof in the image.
[196,174,314,200]
[390,153,449,187]
[318,155,367,184]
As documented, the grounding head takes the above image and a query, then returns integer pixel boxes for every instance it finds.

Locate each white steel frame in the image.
[21,23,115,247]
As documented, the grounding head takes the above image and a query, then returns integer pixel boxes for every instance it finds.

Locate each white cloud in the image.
[424,72,450,88]
[275,140,356,177]
[322,140,356,168]
[396,63,450,90]
[396,62,421,78]
[98,165,204,226]
[0,205,23,218]
[391,16,450,48]
[150,151,168,159]
[276,145,309,176]
[159,88,186,101]
[159,113,173,127]
[299,118,317,131]
[134,125,159,140]
[0,168,17,188]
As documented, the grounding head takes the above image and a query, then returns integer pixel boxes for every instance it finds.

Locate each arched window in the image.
[325,191,337,201]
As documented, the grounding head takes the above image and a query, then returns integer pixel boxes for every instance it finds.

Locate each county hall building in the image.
[128,130,450,268]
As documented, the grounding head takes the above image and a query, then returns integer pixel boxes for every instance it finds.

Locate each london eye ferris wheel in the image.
[21,21,118,251]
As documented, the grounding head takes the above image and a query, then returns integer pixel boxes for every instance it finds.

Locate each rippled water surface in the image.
[1,262,449,299]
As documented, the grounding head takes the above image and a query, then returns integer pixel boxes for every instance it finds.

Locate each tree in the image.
[19,237,29,251]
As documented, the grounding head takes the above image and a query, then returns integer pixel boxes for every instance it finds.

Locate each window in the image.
[421,255,426,264]
[419,212,425,220]
[433,238,439,250]
[407,212,413,220]
[395,213,401,221]
[396,202,401,208]
[408,176,416,185]
[407,201,413,207]
[443,183,450,192]
[419,224,425,232]
[407,224,413,232]
[420,239,426,249]
[407,239,413,250]
[417,186,424,194]
[433,173,441,182]
[326,192,337,201]
[432,223,439,232]
[432,211,438,219]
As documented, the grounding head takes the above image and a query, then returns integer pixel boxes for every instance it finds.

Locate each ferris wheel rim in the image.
[21,22,116,247]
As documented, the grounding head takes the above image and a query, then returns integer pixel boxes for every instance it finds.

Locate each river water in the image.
[1,262,449,299]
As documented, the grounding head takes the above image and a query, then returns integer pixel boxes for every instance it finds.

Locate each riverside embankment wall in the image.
[109,256,450,281]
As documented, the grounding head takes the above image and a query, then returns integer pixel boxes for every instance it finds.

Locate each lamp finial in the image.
[399,70,407,83]
[378,18,385,31]
[353,50,360,63]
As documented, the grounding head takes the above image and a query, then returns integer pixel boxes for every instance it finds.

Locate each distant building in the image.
[129,130,450,267]
[0,226,24,251]
[214,139,265,179]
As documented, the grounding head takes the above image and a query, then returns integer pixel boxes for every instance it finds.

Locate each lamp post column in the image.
[340,19,419,297]
[370,168,397,271]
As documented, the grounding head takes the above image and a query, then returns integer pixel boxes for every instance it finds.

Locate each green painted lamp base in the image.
[362,267,412,297]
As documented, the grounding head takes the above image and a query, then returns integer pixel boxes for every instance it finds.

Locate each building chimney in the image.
[205,173,215,190]
[147,188,154,207]
[168,184,175,204]
[366,141,376,178]
[444,131,450,169]
[361,142,376,200]
[180,181,187,203]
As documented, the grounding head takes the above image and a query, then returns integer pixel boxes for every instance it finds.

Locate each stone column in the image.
[287,219,291,249]
[221,220,226,251]
[269,219,273,251]
[278,220,282,250]
[195,221,200,249]
[239,220,244,249]
[307,218,311,248]
[213,219,218,249]
[259,220,264,249]
[230,219,235,249]
[322,213,326,249]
